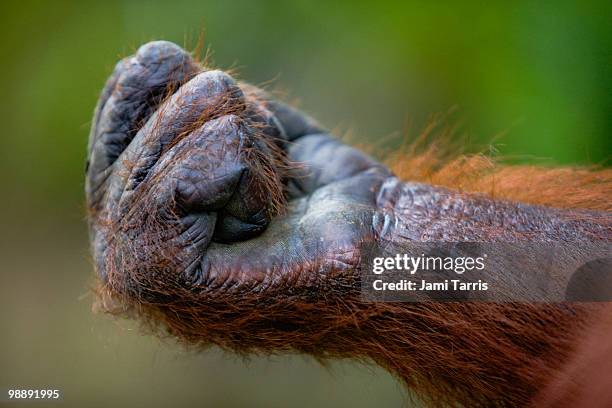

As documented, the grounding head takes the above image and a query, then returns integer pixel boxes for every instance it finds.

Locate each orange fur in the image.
[89,48,611,406]
[94,133,610,407]
[387,136,611,212]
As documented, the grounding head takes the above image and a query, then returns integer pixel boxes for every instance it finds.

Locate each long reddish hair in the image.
[91,48,612,406]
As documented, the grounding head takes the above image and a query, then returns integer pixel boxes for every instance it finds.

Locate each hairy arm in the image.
[87,41,611,407]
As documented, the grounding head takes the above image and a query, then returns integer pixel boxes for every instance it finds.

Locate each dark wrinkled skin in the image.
[87,41,610,301]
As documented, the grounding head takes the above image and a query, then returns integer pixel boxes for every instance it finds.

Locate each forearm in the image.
[366,177,611,301]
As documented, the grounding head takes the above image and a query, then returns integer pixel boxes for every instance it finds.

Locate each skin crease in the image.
[87,41,611,407]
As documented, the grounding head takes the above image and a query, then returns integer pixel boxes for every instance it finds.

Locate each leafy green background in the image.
[0,1,609,407]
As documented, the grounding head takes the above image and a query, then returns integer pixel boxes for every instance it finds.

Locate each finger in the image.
[95,70,287,283]
[92,69,245,281]
[148,114,278,243]
[240,85,324,142]
[286,134,389,196]
[87,41,200,207]
[244,89,390,195]
[240,84,288,150]
[107,69,245,210]
[104,115,279,287]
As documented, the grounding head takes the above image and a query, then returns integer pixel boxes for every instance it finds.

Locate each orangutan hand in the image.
[86,41,391,299]
[86,41,612,408]
[87,41,608,305]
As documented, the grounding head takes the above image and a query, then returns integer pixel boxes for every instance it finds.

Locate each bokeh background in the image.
[1,1,610,407]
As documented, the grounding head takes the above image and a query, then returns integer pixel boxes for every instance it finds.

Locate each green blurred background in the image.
[0,1,609,407]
